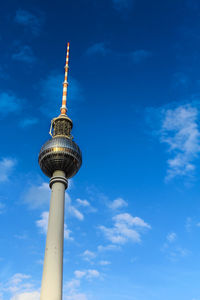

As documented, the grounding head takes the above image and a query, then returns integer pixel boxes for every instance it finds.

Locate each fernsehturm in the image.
[38,43,82,300]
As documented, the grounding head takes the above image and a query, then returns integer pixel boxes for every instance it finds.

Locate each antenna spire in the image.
[60,42,70,115]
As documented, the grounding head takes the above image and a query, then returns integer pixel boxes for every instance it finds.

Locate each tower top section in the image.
[60,42,70,116]
[49,42,73,139]
[39,42,82,178]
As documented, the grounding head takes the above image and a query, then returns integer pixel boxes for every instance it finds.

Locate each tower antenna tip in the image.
[60,42,70,115]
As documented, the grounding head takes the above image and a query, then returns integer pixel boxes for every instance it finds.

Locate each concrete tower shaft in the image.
[39,43,82,300]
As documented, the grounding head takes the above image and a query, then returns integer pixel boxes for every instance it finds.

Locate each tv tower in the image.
[38,43,82,300]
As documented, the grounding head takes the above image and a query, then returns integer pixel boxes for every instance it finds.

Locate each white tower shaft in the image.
[40,170,68,300]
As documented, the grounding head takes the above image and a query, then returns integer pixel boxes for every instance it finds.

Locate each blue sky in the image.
[1,0,200,299]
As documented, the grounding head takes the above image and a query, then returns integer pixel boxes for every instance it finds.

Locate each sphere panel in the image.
[39,137,82,178]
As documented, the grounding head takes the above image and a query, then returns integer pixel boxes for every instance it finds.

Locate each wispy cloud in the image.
[76,199,90,207]
[97,244,120,252]
[0,92,22,116]
[166,232,177,243]
[39,73,83,117]
[159,103,200,180]
[66,192,84,221]
[65,291,87,300]
[81,250,96,262]
[76,198,96,213]
[172,72,189,88]
[99,213,151,244]
[0,273,39,300]
[86,42,110,56]
[36,211,73,240]
[99,260,111,266]
[64,278,87,300]
[130,49,151,64]
[11,291,40,300]
[19,117,38,128]
[74,269,100,280]
[12,45,36,63]
[35,211,49,234]
[64,268,100,300]
[0,158,16,182]
[112,0,135,11]
[0,202,5,214]
[186,217,193,232]
[14,9,43,36]
[162,232,188,261]
[108,197,128,210]
[167,247,189,261]
[86,43,151,64]
[69,205,84,221]
[162,244,189,262]
[23,182,50,209]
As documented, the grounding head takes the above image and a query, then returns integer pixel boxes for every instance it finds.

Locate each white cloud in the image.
[14,9,43,36]
[108,198,128,210]
[99,260,111,266]
[99,224,139,244]
[64,224,73,240]
[0,157,16,182]
[66,192,84,221]
[65,279,80,293]
[74,269,100,280]
[0,273,39,300]
[76,198,96,213]
[82,250,96,261]
[130,49,151,63]
[160,104,200,180]
[64,269,100,300]
[162,232,188,261]
[86,269,100,279]
[99,213,151,245]
[0,92,21,116]
[36,211,73,240]
[67,179,73,190]
[65,293,88,300]
[12,46,36,63]
[70,206,84,221]
[11,291,40,300]
[23,182,50,209]
[86,42,110,56]
[74,271,86,279]
[36,211,49,234]
[97,244,120,252]
[7,274,31,293]
[113,213,151,228]
[167,247,189,261]
[76,199,90,207]
[166,232,177,243]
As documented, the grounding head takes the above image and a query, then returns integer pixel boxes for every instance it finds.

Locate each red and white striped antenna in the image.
[60,42,70,115]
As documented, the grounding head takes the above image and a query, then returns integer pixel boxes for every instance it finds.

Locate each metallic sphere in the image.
[38,137,82,178]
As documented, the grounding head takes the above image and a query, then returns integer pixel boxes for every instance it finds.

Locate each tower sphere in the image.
[38,136,82,178]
